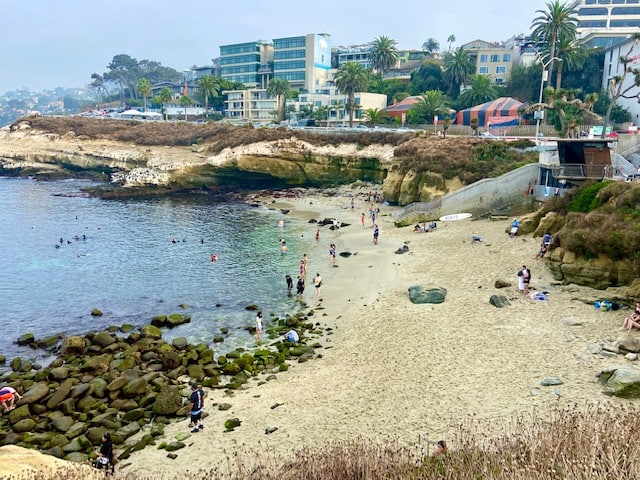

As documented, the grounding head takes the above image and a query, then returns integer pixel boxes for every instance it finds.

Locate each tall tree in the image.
[447,34,456,52]
[136,78,152,112]
[409,60,447,95]
[158,87,173,120]
[266,78,291,123]
[422,38,440,55]
[89,73,109,103]
[369,35,399,75]
[456,74,499,109]
[104,54,140,104]
[179,95,193,121]
[197,75,218,119]
[531,0,578,88]
[554,32,585,90]
[602,32,640,138]
[334,62,369,127]
[442,47,475,98]
[529,87,599,137]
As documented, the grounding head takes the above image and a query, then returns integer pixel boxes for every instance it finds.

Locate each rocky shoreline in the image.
[0,306,329,464]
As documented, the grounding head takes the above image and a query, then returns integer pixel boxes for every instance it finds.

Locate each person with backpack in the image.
[188,383,205,433]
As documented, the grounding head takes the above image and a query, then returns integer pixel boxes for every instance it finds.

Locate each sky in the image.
[0,0,552,94]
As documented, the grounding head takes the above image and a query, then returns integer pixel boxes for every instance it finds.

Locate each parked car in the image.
[355,124,369,130]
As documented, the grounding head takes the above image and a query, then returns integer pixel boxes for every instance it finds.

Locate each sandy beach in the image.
[100,187,633,477]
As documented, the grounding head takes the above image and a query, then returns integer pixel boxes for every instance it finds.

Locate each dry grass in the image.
[10,404,640,479]
[13,117,410,153]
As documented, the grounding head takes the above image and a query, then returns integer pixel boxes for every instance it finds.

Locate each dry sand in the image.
[13,186,632,479]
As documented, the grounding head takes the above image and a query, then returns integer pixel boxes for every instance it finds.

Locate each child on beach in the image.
[255,311,263,342]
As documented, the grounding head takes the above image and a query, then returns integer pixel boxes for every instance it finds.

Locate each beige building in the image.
[461,39,519,85]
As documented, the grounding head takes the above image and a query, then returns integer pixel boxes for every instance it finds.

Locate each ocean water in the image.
[0,177,325,364]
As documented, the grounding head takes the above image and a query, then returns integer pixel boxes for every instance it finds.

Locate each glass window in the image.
[495,78,505,84]
[480,54,488,62]
[610,18,640,26]
[502,53,511,62]
[490,54,500,62]
[585,0,597,3]
[274,49,306,60]
[598,0,611,4]
[496,66,507,74]
[627,0,639,4]
[220,43,259,55]
[579,19,607,27]
[479,66,489,74]
[612,0,625,3]
[612,6,640,13]
[578,7,608,14]
[275,71,305,81]
[220,54,260,65]
[273,37,306,49]
[274,60,306,71]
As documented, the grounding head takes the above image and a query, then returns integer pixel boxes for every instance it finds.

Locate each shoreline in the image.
[4,184,635,478]
[116,185,631,478]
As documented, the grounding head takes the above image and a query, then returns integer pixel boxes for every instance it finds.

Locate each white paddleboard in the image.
[439,213,472,222]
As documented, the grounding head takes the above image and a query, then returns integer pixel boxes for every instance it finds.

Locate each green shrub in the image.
[567,181,612,213]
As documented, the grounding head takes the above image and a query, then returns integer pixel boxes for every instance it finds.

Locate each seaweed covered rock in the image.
[408,285,447,304]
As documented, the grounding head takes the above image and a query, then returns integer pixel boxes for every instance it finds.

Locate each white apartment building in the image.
[298,90,387,125]
[574,0,640,47]
[602,35,640,125]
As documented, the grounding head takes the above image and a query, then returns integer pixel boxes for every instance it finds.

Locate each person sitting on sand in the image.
[432,440,447,457]
[534,243,548,259]
[623,302,640,331]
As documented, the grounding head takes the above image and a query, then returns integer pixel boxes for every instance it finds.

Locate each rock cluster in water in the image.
[0,310,326,463]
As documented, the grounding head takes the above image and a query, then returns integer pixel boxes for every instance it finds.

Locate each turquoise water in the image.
[0,178,325,363]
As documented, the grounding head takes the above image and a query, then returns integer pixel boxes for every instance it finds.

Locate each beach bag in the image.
[94,456,109,469]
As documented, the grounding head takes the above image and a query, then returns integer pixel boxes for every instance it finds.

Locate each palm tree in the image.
[266,78,291,123]
[334,62,369,127]
[447,34,456,52]
[369,35,399,75]
[159,87,172,120]
[443,47,475,98]
[363,108,387,125]
[456,74,499,109]
[136,78,152,112]
[531,0,578,88]
[197,75,218,119]
[554,33,585,90]
[422,38,440,55]
[179,95,193,121]
[408,90,449,124]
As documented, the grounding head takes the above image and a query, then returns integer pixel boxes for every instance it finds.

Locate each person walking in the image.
[296,276,305,298]
[314,273,322,298]
[360,212,366,227]
[94,432,115,474]
[188,383,205,433]
[373,224,379,245]
[329,243,336,264]
[255,311,263,342]
[285,274,293,295]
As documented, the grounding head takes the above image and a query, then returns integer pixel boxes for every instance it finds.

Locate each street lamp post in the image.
[535,56,561,142]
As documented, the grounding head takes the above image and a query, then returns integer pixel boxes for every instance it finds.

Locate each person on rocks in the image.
[0,386,21,412]
[188,383,205,433]
[94,431,115,474]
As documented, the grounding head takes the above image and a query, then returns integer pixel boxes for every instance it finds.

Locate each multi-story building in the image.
[298,89,387,125]
[219,41,274,88]
[332,44,372,69]
[574,0,640,48]
[223,89,277,123]
[602,35,640,125]
[272,33,332,92]
[461,39,518,85]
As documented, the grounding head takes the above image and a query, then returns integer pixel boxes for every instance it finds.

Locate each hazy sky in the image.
[0,0,551,93]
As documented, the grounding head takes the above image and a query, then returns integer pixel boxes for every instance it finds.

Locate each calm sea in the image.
[0,178,325,364]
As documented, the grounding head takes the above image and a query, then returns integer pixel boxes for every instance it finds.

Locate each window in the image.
[612,6,640,13]
[578,7,608,14]
[274,49,305,60]
[610,18,640,26]
[275,71,305,81]
[479,66,489,74]
[495,78,505,84]
[220,54,260,65]
[220,43,260,55]
[480,54,488,62]
[598,0,611,4]
[496,66,507,74]
[579,19,607,27]
[490,54,500,62]
[273,60,306,71]
[502,53,511,62]
[273,37,306,49]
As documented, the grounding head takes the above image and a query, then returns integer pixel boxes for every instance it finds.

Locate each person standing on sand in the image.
[522,265,531,295]
[329,243,336,264]
[361,212,366,227]
[188,384,204,433]
[315,228,320,241]
[286,274,293,295]
[373,224,379,244]
[255,311,263,342]
[314,272,322,298]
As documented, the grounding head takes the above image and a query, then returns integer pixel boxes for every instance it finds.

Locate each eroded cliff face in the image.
[0,122,392,193]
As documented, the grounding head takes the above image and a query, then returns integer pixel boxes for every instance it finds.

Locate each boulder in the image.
[123,378,148,397]
[599,366,640,398]
[395,245,409,254]
[92,331,116,347]
[172,337,188,350]
[62,435,91,453]
[141,325,162,339]
[152,386,182,415]
[7,405,31,424]
[13,418,36,433]
[49,367,70,381]
[489,295,511,308]
[408,285,447,304]
[494,279,511,289]
[20,383,49,405]
[115,421,141,439]
[51,416,75,433]
[16,333,35,346]
[47,379,73,409]
[62,336,86,354]
[166,314,191,328]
